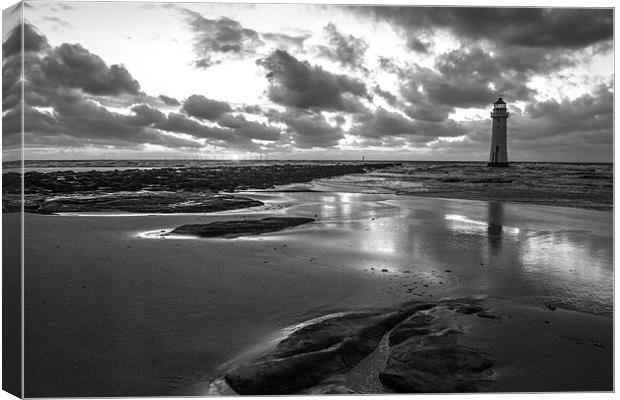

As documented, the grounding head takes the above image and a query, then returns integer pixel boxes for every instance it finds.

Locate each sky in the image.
[1,1,614,161]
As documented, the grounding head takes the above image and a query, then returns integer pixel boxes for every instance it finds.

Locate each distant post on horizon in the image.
[488,97,510,167]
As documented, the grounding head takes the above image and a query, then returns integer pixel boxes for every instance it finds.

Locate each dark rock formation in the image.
[223,303,433,395]
[169,217,315,238]
[380,327,493,393]
[29,193,263,214]
[388,313,435,346]
[5,162,399,214]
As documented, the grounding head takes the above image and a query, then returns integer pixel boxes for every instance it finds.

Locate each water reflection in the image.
[248,191,612,316]
[487,202,503,255]
[292,193,612,317]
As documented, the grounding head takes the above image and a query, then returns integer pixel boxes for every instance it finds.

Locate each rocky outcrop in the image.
[379,327,493,393]
[169,217,315,238]
[6,162,399,214]
[28,193,263,214]
[388,313,435,346]
[216,300,497,395]
[223,303,433,395]
[7,163,398,196]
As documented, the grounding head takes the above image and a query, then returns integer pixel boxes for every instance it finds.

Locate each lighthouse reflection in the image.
[487,202,503,254]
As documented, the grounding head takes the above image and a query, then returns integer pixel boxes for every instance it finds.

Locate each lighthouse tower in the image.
[488,97,509,167]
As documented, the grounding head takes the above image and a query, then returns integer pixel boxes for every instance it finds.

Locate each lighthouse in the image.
[488,97,509,167]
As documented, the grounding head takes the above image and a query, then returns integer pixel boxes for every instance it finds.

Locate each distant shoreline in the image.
[3,159,614,169]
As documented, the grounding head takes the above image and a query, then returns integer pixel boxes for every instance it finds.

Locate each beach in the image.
[20,189,613,396]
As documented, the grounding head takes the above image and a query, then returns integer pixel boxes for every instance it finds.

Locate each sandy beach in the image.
[20,190,612,396]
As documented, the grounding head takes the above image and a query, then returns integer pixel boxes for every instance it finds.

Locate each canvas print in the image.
[1,1,614,397]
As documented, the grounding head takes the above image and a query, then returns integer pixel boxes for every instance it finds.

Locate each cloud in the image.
[350,107,466,145]
[3,22,50,58]
[393,46,537,120]
[43,16,72,30]
[42,43,140,95]
[317,23,368,69]
[155,112,230,141]
[365,7,612,50]
[128,104,166,125]
[267,109,343,148]
[158,94,181,106]
[183,9,264,68]
[407,37,429,53]
[517,83,613,140]
[2,55,22,110]
[1,23,287,154]
[216,113,282,141]
[363,8,612,103]
[257,49,368,112]
[373,86,398,106]
[182,94,232,121]
[2,23,217,151]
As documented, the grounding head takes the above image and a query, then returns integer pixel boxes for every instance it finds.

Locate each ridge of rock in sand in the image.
[220,299,497,395]
[29,193,263,214]
[169,217,315,238]
[223,303,434,395]
[379,327,493,393]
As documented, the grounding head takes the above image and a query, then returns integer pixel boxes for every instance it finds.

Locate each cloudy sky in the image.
[2,1,614,161]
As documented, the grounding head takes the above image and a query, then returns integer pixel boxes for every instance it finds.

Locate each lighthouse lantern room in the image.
[488,97,509,167]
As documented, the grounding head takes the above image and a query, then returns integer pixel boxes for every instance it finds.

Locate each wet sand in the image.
[21,192,613,396]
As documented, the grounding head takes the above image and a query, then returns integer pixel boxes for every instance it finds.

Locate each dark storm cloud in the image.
[257,50,368,112]
[3,23,50,58]
[362,8,611,122]
[129,104,166,125]
[155,112,230,141]
[407,37,429,53]
[317,23,368,69]
[158,94,181,106]
[182,8,264,68]
[394,46,537,121]
[2,55,21,110]
[518,83,613,140]
[403,101,454,123]
[182,94,233,121]
[42,43,140,95]
[267,109,343,148]
[350,108,465,144]
[217,114,282,141]
[364,7,612,50]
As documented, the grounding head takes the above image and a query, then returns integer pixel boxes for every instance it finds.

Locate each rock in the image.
[224,302,433,395]
[169,217,314,238]
[388,313,435,346]
[32,192,263,214]
[380,328,493,393]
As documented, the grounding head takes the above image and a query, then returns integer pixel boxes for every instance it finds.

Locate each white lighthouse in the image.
[488,97,509,167]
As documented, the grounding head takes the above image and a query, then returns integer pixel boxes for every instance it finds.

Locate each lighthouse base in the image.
[487,162,509,168]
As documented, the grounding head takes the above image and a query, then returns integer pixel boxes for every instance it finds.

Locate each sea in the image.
[4,159,613,211]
